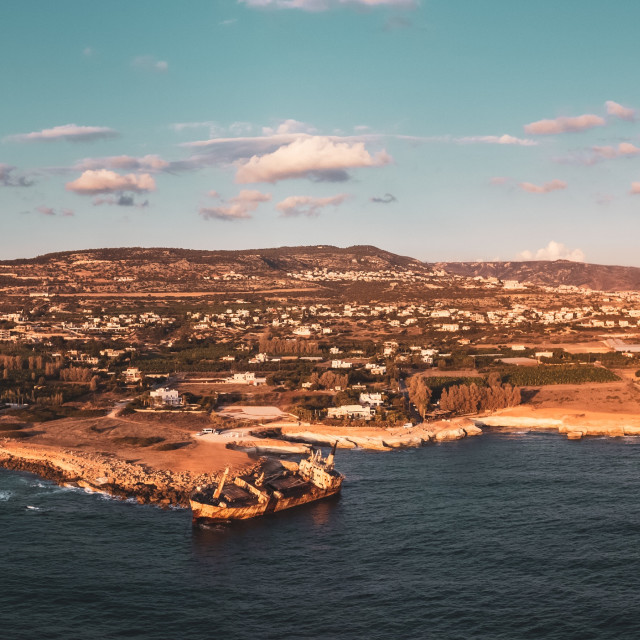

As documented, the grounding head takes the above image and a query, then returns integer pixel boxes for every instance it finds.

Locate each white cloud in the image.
[199,189,271,221]
[66,170,156,194]
[236,136,391,183]
[5,124,119,143]
[395,134,537,146]
[276,193,348,217]
[262,119,317,136]
[524,114,605,135]
[517,241,585,262]
[518,179,567,194]
[606,100,636,121]
[455,134,537,146]
[74,155,170,172]
[132,55,168,72]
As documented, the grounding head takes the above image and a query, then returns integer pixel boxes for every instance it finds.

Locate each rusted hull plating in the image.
[190,483,341,524]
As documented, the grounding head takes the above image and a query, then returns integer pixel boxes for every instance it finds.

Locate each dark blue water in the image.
[3,433,640,639]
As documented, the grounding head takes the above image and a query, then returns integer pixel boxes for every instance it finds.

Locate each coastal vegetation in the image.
[503,365,620,386]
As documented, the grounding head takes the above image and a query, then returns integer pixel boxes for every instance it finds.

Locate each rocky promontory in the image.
[0,441,256,508]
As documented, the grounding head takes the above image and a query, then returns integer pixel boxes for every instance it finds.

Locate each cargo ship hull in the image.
[190,446,343,524]
[191,483,341,524]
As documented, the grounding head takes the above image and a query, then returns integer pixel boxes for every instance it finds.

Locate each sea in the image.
[3,432,640,640]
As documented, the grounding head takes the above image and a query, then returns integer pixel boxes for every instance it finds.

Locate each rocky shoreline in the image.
[276,419,483,451]
[0,442,249,508]
[4,406,639,510]
[476,407,640,439]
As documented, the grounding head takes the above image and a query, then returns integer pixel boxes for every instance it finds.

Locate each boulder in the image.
[434,427,466,441]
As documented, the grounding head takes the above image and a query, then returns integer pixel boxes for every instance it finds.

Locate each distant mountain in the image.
[436,260,640,292]
[4,246,640,292]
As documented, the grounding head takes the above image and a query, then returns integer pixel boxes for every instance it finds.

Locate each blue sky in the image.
[2,0,640,264]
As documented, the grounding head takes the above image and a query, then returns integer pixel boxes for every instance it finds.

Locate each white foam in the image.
[0,490,12,501]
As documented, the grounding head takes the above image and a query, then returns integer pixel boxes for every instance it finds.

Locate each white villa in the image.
[226,372,268,386]
[359,392,384,406]
[149,387,183,407]
[327,404,374,420]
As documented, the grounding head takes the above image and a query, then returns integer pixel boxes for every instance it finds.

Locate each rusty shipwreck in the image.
[190,444,344,524]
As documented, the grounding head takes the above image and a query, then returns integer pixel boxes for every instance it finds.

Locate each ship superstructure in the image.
[190,444,343,524]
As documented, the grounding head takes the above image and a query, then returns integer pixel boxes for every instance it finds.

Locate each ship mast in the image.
[325,441,338,468]
[213,467,229,500]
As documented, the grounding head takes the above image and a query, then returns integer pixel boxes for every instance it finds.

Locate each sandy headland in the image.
[0,410,256,508]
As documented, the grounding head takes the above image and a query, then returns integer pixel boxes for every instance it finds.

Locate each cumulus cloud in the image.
[606,100,636,121]
[66,170,156,194]
[489,176,509,185]
[35,205,74,217]
[74,154,169,172]
[518,179,567,194]
[629,182,640,195]
[276,193,348,217]
[517,241,585,262]
[0,164,33,187]
[370,193,397,203]
[199,189,271,221]
[239,0,416,9]
[236,136,391,183]
[93,194,149,208]
[132,56,168,72]
[524,114,605,135]
[5,124,119,143]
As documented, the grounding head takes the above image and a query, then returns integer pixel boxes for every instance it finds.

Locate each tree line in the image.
[408,371,521,417]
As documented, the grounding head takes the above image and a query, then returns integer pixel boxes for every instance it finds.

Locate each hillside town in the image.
[1,246,640,429]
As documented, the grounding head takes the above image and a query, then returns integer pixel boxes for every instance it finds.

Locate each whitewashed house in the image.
[149,387,183,407]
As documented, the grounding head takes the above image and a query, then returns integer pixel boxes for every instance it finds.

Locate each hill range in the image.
[2,245,640,292]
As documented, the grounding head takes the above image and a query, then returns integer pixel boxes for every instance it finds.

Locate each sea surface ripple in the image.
[3,432,640,639]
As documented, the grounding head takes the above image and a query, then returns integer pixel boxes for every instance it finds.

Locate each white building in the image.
[149,387,183,407]
[359,392,383,406]
[331,360,353,369]
[227,372,267,386]
[327,405,374,420]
